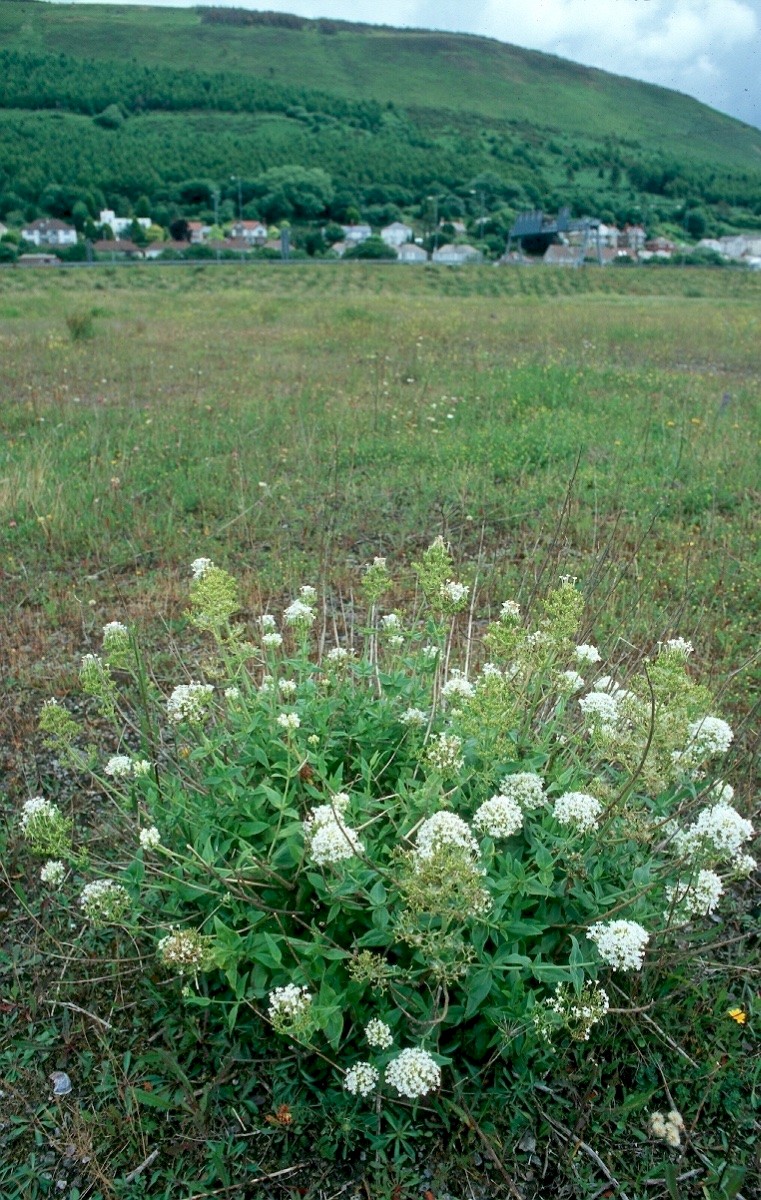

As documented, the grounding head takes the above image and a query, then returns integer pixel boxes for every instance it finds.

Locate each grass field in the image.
[1,263,759,1198]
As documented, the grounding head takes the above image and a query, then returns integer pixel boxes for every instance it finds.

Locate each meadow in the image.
[1,263,759,1199]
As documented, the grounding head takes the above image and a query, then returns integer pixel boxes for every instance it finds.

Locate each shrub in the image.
[29,543,755,1156]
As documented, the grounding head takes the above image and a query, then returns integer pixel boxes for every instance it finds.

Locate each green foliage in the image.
[344,235,397,259]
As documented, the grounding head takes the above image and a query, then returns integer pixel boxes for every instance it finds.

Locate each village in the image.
[4,204,761,268]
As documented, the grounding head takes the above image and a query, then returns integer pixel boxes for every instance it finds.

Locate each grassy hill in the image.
[1,1,760,236]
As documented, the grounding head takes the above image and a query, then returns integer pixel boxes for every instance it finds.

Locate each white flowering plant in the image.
[24,543,756,1170]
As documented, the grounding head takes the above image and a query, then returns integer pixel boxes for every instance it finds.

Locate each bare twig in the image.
[123,1148,159,1183]
[537,1106,631,1200]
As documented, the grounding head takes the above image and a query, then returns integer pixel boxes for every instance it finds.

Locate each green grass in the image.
[1,262,759,1197]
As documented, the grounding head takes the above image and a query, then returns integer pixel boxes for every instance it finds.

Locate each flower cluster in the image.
[649,1110,685,1149]
[268,984,313,1034]
[38,698,80,750]
[440,580,469,611]
[283,598,315,628]
[277,711,301,733]
[166,682,214,724]
[441,671,476,702]
[188,561,239,630]
[139,825,162,850]
[344,1062,379,1097]
[472,794,523,839]
[102,620,130,665]
[665,869,723,920]
[675,802,754,863]
[587,919,650,971]
[553,791,602,834]
[105,755,151,779]
[560,669,585,693]
[676,715,734,767]
[579,690,620,736]
[534,981,610,1042]
[385,1048,441,1098]
[40,860,66,888]
[326,646,352,664]
[190,558,213,579]
[424,732,464,775]
[365,1019,393,1049]
[413,812,478,863]
[19,797,72,857]
[500,599,521,622]
[158,928,212,975]
[500,772,546,811]
[303,797,363,866]
[400,707,428,727]
[79,879,131,925]
[664,637,694,656]
[575,644,601,664]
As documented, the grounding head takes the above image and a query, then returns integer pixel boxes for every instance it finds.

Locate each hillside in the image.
[1,1,760,237]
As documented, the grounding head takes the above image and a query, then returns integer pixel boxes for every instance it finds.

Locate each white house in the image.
[398,243,428,263]
[186,221,212,244]
[381,221,413,248]
[229,220,268,245]
[432,243,482,265]
[0,222,7,239]
[342,223,372,244]
[21,218,77,247]
[99,209,151,236]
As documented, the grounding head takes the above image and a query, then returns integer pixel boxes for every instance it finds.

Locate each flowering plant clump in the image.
[79,879,131,925]
[19,797,72,857]
[30,542,755,1153]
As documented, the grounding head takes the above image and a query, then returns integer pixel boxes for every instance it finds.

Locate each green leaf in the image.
[663,1162,680,1200]
[464,967,493,1018]
[720,1166,746,1200]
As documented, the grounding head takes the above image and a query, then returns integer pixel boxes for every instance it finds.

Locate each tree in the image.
[169,218,190,242]
[685,208,707,239]
[93,104,124,130]
[344,236,397,260]
[255,165,334,221]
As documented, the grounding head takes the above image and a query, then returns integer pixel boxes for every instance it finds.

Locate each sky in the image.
[53,0,761,128]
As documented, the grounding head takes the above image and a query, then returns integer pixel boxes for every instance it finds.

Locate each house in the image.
[543,244,581,267]
[21,218,77,247]
[432,243,482,264]
[440,219,467,235]
[329,240,349,258]
[621,224,646,251]
[144,240,189,259]
[640,236,676,261]
[93,239,143,259]
[381,221,413,248]
[99,210,151,236]
[17,253,62,267]
[397,243,428,263]
[187,221,211,244]
[229,220,268,245]
[342,223,372,244]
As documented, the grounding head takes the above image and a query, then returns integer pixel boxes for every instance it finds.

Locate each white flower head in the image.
[675,803,753,861]
[80,879,131,925]
[105,755,133,778]
[299,585,317,603]
[500,599,521,622]
[304,799,363,866]
[575,644,601,664]
[579,690,620,735]
[381,613,401,630]
[277,711,301,732]
[158,928,211,975]
[278,679,297,696]
[414,811,478,862]
[344,1061,379,1097]
[284,598,315,626]
[139,826,161,850]
[40,860,66,887]
[132,759,151,777]
[500,772,546,811]
[225,686,241,702]
[473,794,523,839]
[440,580,469,608]
[560,670,585,693]
[664,637,694,656]
[684,716,734,762]
[268,984,313,1030]
[400,707,428,727]
[262,631,284,648]
[166,681,214,724]
[587,919,649,971]
[553,791,602,834]
[665,869,723,919]
[365,1018,393,1049]
[326,646,350,663]
[441,673,476,702]
[386,1048,441,1098]
[424,732,464,774]
[190,557,213,579]
[258,614,278,631]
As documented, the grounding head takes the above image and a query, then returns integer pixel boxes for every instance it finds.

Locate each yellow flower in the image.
[727,1008,746,1024]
